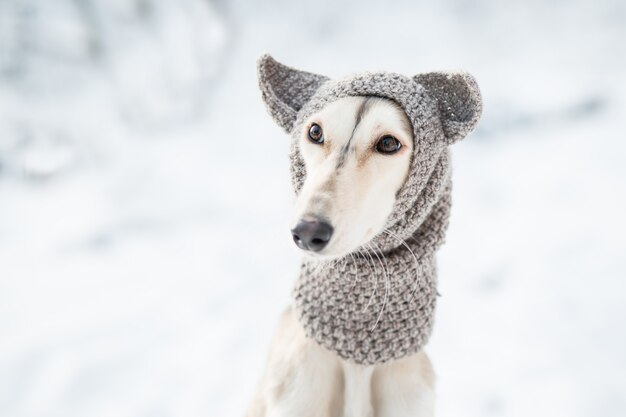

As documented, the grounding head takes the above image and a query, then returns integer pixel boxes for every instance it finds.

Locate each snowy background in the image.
[1,0,625,416]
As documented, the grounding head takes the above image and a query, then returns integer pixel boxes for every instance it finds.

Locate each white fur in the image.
[246,97,434,417]
[292,97,413,258]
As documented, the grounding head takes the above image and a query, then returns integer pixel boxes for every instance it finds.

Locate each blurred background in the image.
[1,0,625,416]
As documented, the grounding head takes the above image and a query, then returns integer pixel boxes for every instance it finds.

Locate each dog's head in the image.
[258,55,481,259]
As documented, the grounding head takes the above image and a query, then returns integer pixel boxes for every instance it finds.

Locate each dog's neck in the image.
[291,156,452,365]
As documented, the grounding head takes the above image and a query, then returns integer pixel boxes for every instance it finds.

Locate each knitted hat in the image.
[257,54,482,365]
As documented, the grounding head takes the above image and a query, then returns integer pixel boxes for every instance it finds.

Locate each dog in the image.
[246,55,481,417]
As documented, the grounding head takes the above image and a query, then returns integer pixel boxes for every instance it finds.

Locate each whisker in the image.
[313,256,338,277]
[356,247,373,290]
[383,229,423,302]
[348,251,359,288]
[362,243,379,313]
[369,240,390,331]
[312,258,325,275]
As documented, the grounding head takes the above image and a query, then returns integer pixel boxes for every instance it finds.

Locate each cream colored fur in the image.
[291,97,413,258]
[246,97,435,417]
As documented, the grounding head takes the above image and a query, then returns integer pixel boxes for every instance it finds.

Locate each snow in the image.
[1,0,625,416]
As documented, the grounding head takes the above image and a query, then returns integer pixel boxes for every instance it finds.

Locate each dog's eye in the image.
[376,135,402,154]
[308,123,324,144]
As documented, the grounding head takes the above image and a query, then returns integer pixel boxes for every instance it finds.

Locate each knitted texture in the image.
[257,54,482,365]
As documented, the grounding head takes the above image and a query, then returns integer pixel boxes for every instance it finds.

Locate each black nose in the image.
[291,219,334,252]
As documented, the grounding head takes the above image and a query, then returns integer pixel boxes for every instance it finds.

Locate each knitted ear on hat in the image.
[414,72,482,144]
[257,54,329,133]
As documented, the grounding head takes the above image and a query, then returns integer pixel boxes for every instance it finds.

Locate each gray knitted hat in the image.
[257,54,482,365]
